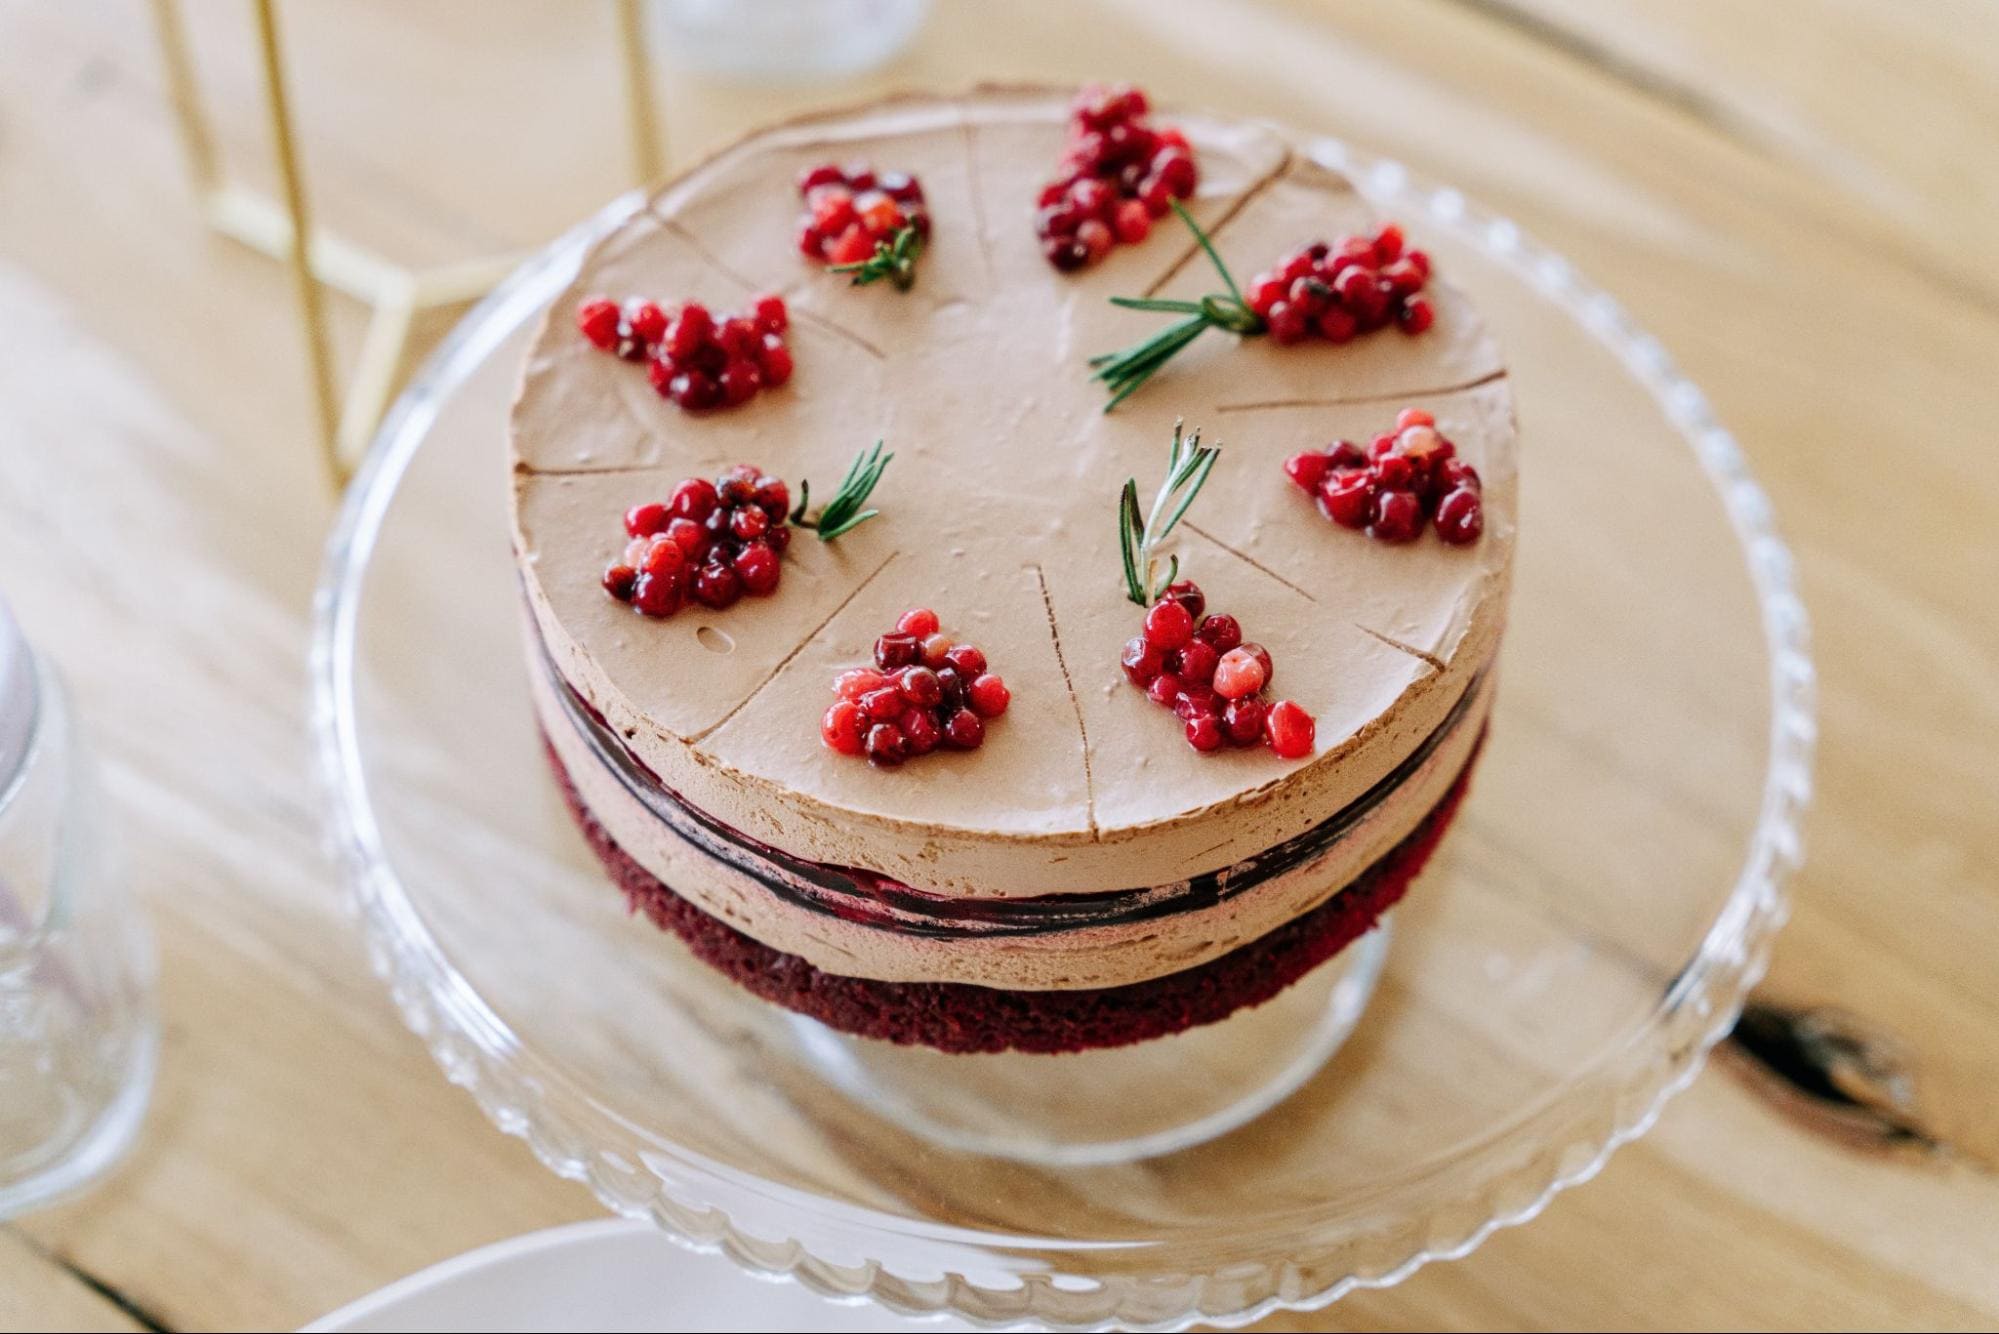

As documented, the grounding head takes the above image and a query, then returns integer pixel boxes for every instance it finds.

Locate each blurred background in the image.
[1,1,1995,1329]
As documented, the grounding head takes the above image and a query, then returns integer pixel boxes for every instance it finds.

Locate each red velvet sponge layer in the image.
[549,735,1481,1054]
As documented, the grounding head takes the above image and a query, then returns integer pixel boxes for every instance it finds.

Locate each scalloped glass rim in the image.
[310,135,1815,1331]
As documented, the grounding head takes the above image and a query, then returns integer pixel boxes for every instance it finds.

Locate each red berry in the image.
[577,298,621,349]
[756,334,793,388]
[1284,450,1331,492]
[1174,684,1220,722]
[897,666,943,708]
[933,665,964,709]
[944,643,986,677]
[1122,634,1165,684]
[1247,275,1286,316]
[666,303,712,360]
[1195,613,1242,653]
[822,700,866,755]
[1439,458,1482,493]
[639,536,685,576]
[1373,222,1404,263]
[752,474,790,518]
[1113,198,1152,244]
[666,517,707,559]
[968,673,1010,718]
[1170,639,1219,687]
[1162,580,1205,620]
[1185,712,1225,752]
[1266,300,1310,344]
[627,300,668,344]
[624,501,669,537]
[752,293,788,334]
[632,570,680,618]
[860,686,904,722]
[835,667,888,701]
[1319,469,1376,528]
[799,162,845,192]
[602,564,637,601]
[1265,700,1316,758]
[1314,307,1358,343]
[1239,642,1273,682]
[647,356,675,396]
[828,224,874,266]
[1435,487,1484,545]
[668,478,718,521]
[671,371,722,411]
[692,561,742,608]
[920,633,954,669]
[1076,218,1114,264]
[1380,258,1426,298]
[1374,452,1416,491]
[1370,489,1424,542]
[1326,439,1367,470]
[719,359,761,407]
[865,723,907,768]
[1397,296,1435,335]
[1146,673,1183,708]
[943,708,985,750]
[1144,599,1195,650]
[1213,646,1268,700]
[875,633,919,670]
[899,707,941,757]
[1222,696,1267,747]
[734,541,781,594]
[897,607,940,639]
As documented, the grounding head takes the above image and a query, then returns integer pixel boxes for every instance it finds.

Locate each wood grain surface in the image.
[0,1,1992,1329]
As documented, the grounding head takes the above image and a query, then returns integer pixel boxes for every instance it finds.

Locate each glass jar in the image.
[653,0,933,82]
[0,596,155,1218]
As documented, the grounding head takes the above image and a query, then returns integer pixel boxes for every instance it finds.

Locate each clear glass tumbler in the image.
[653,0,933,82]
[0,597,155,1218]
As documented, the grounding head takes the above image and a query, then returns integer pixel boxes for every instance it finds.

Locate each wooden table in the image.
[1,2,1994,1328]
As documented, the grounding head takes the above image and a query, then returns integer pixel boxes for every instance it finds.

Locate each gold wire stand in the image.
[151,0,666,488]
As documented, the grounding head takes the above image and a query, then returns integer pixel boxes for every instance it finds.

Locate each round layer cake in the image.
[510,87,1516,1050]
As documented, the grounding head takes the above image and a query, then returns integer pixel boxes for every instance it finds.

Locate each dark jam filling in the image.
[541,635,1485,941]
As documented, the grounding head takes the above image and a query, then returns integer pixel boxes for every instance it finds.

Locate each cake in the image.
[510,87,1516,1054]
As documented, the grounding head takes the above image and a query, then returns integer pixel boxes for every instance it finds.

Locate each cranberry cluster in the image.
[822,609,1011,767]
[1244,224,1433,344]
[1035,84,1197,271]
[796,163,929,268]
[1283,408,1484,545]
[575,293,793,412]
[602,464,792,617]
[1119,581,1316,759]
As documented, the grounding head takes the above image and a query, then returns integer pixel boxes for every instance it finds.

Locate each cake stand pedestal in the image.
[313,140,1811,1330]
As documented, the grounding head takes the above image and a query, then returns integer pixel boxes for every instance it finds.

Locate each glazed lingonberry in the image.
[577,292,792,414]
[1244,225,1434,344]
[1036,84,1196,271]
[1283,407,1484,546]
[601,462,793,618]
[797,163,929,286]
[829,610,1007,765]
[1118,580,1315,761]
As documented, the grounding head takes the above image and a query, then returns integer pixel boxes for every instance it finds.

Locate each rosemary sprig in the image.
[1119,420,1221,606]
[791,440,894,541]
[828,224,923,291]
[1089,201,1264,411]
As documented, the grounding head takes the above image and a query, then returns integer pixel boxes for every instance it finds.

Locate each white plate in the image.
[305,1219,973,1333]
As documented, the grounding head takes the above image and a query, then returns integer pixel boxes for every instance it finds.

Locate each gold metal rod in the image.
[150,0,221,191]
[252,0,345,487]
[616,0,666,185]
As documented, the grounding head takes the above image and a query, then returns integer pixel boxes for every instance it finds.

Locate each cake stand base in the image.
[786,923,1389,1167]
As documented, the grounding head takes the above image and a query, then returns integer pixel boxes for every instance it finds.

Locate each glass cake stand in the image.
[311,140,1814,1330]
